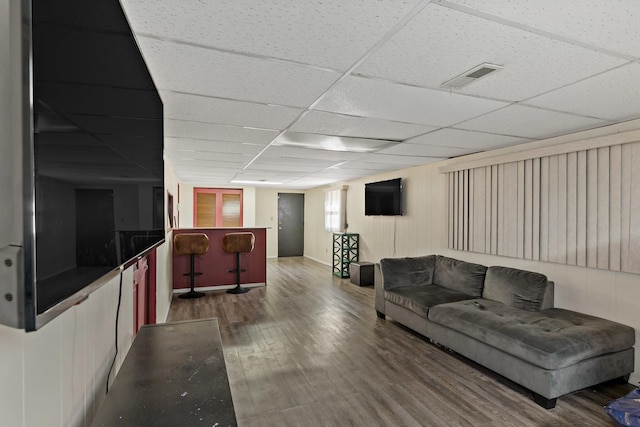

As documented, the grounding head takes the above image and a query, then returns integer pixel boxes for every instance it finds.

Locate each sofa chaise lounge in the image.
[374,255,635,409]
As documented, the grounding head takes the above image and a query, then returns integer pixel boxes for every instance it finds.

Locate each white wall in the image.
[155,161,180,323]
[304,123,640,386]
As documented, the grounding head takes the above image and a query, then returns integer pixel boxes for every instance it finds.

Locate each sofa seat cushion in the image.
[385,285,473,317]
[428,300,636,370]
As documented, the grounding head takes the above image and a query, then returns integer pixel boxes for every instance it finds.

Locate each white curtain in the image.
[324,187,347,232]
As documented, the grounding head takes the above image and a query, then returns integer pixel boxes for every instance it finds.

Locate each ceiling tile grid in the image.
[354,3,627,102]
[445,0,640,58]
[312,76,508,127]
[120,0,424,71]
[137,37,342,107]
[115,0,640,188]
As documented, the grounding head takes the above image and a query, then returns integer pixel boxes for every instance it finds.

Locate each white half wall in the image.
[0,268,136,427]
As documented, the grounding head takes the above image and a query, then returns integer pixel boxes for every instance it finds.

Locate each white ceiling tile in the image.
[355,153,438,166]
[355,4,626,101]
[407,128,529,150]
[167,151,253,163]
[250,156,338,169]
[457,105,609,139]
[281,178,341,189]
[289,111,437,140]
[137,37,340,107]
[524,63,640,122]
[120,0,423,71]
[161,91,303,130]
[377,143,469,158]
[313,76,507,126]
[165,119,279,144]
[170,159,247,169]
[260,146,364,162]
[446,0,640,58]
[165,139,265,155]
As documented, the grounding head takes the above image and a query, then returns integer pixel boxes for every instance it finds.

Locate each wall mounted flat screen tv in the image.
[23,0,164,330]
[365,178,402,216]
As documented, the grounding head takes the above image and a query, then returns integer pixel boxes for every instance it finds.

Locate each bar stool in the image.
[174,233,209,299]
[223,232,255,294]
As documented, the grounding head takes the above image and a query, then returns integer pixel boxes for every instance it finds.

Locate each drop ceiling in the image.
[119,0,640,189]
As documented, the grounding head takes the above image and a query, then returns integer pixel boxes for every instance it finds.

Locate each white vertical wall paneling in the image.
[473,167,486,253]
[458,171,464,250]
[548,155,559,263]
[597,147,610,270]
[532,158,541,261]
[610,145,622,271]
[586,149,599,268]
[517,160,525,259]
[621,143,632,272]
[467,169,475,251]
[497,164,505,256]
[524,159,533,259]
[485,166,492,253]
[577,150,588,267]
[540,157,549,262]
[447,139,640,275]
[463,169,469,251]
[491,165,499,254]
[504,162,518,258]
[557,154,568,265]
[449,172,455,249]
[501,162,511,257]
[628,144,640,273]
[566,152,578,265]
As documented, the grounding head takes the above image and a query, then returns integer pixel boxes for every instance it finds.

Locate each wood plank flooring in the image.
[168,257,632,426]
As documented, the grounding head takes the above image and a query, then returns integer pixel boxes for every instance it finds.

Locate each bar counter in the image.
[172,227,267,291]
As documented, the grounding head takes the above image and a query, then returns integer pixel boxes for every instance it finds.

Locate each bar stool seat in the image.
[174,233,209,299]
[223,232,255,294]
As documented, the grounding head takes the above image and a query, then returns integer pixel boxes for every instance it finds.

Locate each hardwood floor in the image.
[168,257,631,426]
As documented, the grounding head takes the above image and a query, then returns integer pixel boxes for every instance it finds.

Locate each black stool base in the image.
[226,286,250,294]
[179,290,205,299]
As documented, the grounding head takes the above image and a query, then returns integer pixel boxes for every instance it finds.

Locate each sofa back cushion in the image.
[433,256,486,297]
[482,266,548,311]
[380,255,436,290]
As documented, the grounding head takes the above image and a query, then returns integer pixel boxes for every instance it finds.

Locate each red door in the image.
[133,257,149,334]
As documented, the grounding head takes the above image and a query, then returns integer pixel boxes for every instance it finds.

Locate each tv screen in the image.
[365,178,402,216]
[25,0,164,329]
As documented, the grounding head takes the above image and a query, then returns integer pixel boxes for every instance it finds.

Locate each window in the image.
[325,186,347,232]
[194,188,243,227]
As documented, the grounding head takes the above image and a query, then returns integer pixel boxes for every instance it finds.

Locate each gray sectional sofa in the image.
[374,255,635,409]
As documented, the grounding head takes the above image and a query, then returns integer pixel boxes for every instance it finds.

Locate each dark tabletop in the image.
[91,318,237,426]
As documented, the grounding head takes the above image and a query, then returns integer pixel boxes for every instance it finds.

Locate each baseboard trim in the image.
[303,255,331,267]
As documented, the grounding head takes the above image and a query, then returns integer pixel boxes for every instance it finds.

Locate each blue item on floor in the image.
[605,389,640,427]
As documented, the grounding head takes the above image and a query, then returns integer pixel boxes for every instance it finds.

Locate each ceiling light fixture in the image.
[441,63,504,89]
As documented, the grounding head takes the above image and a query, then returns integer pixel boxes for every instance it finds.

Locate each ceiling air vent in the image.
[441,63,504,89]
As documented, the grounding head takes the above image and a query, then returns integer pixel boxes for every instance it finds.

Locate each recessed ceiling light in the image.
[441,63,504,89]
[273,131,399,153]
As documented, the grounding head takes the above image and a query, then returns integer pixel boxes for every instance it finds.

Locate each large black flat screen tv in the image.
[365,178,402,216]
[24,0,164,330]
